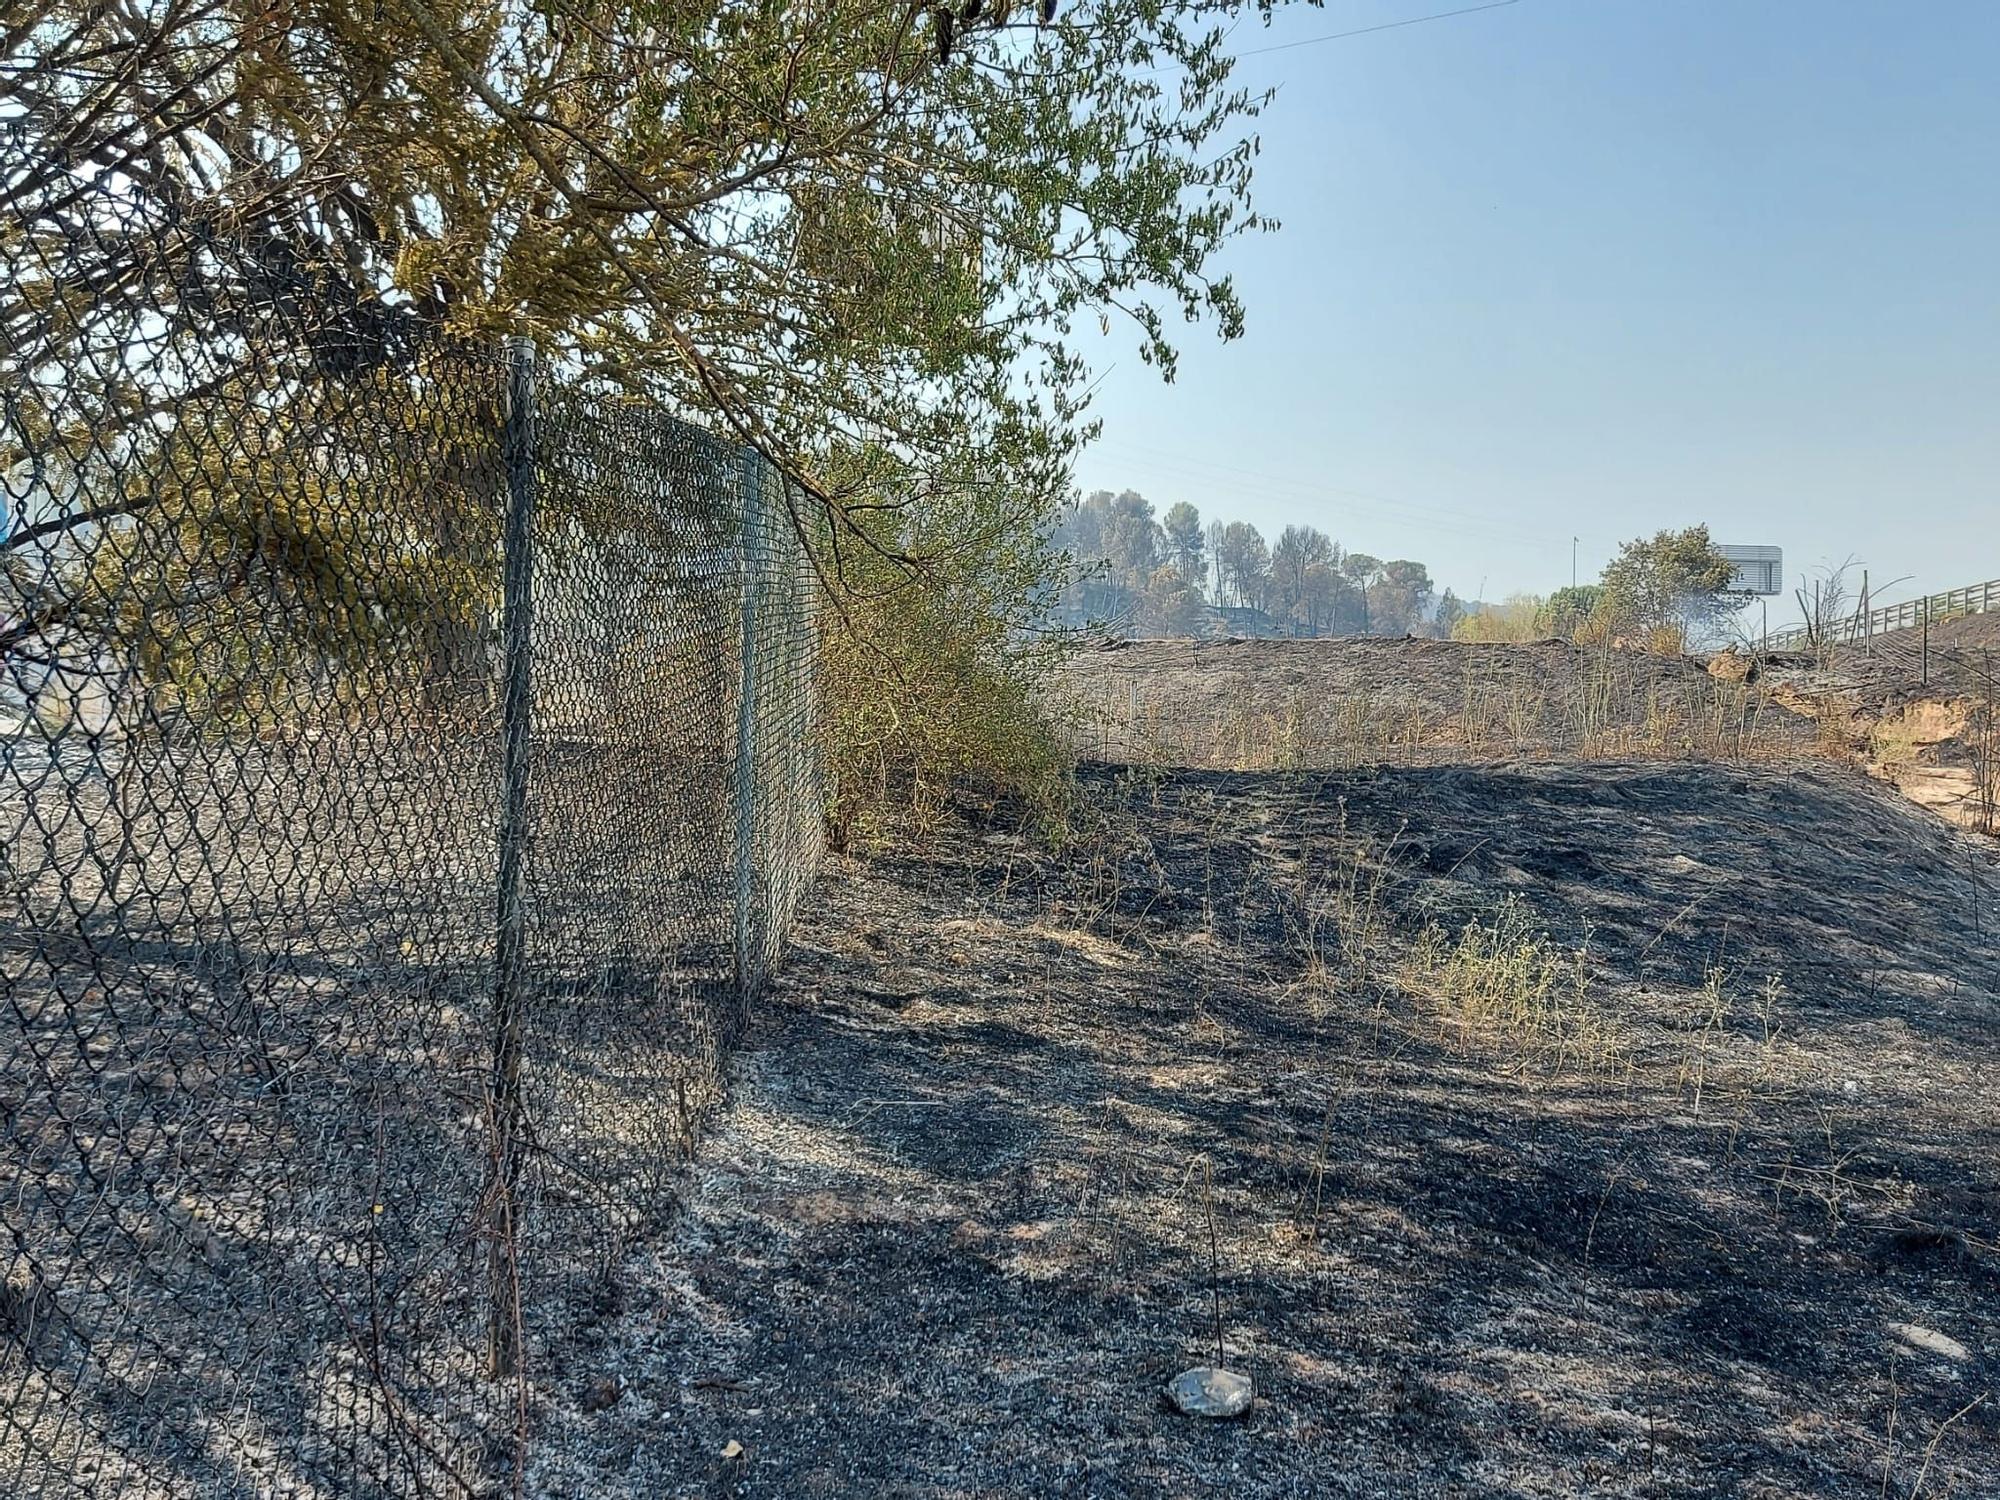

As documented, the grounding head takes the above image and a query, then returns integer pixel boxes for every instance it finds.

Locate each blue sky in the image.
[1072,0,2000,624]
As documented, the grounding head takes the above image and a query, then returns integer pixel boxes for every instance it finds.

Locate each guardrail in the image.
[1760,577,2000,651]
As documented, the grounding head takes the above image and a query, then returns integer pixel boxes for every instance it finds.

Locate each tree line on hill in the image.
[1054,490,1444,637]
[1056,491,1741,650]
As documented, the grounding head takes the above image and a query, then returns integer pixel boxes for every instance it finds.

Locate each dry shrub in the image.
[1570,602,1618,646]
[1450,594,1549,643]
[1638,621,1689,656]
[1971,697,2000,835]
[1403,898,1623,1073]
[819,567,1073,852]
[1288,809,1401,1008]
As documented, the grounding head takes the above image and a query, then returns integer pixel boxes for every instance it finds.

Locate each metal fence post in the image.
[486,334,537,1378]
[1923,596,1930,687]
[733,446,764,996]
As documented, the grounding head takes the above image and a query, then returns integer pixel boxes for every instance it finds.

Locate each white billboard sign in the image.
[1717,544,1783,596]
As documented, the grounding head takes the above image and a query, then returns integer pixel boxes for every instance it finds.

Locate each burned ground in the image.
[1055,637,1818,770]
[534,761,1999,1498]
[1743,634,2000,837]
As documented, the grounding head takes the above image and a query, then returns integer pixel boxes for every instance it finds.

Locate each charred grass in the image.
[545,761,1999,1497]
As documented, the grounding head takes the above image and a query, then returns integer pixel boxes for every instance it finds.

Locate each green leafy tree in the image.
[1095,492,1163,593]
[1433,588,1467,639]
[1299,560,1358,636]
[11,0,1268,497]
[1341,553,1382,631]
[2,357,522,730]
[1544,584,1605,639]
[1054,489,1160,622]
[1271,524,1335,630]
[1136,564,1209,637]
[1598,526,1735,644]
[1371,559,1433,634]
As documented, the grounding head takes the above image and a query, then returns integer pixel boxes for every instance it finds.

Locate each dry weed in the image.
[1401,897,1623,1075]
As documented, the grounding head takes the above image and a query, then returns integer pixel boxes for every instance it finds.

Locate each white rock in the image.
[1167,1366,1254,1419]
[1889,1322,1971,1363]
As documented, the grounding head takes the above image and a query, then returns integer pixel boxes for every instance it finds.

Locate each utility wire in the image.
[1235,0,1521,59]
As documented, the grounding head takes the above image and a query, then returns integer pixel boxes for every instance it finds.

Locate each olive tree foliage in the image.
[4,0,1277,816]
[6,0,1269,536]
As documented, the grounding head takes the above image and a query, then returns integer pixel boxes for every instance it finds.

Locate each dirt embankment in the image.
[1704,642,1999,837]
[1058,637,1818,770]
[1054,632,1995,838]
[534,762,2000,1498]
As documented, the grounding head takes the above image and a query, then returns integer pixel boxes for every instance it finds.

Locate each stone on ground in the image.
[1167,1366,1254,1419]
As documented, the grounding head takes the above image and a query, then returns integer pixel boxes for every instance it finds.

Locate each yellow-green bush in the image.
[1450,594,1549,642]
[820,590,1072,850]
[813,460,1075,851]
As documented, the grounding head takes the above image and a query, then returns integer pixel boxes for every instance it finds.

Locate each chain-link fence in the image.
[3,107,821,1496]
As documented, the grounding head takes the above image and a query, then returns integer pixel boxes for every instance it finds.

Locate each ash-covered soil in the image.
[532,762,1999,1498]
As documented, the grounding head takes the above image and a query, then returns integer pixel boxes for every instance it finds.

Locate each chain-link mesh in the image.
[3,103,821,1497]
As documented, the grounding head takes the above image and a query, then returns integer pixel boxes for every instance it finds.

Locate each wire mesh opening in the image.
[4,117,821,1497]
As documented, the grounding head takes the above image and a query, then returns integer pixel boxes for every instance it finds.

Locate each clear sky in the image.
[1071,0,1999,626]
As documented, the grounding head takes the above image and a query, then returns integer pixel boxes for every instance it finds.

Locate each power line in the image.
[1129,0,1522,79]
[1234,0,1522,59]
